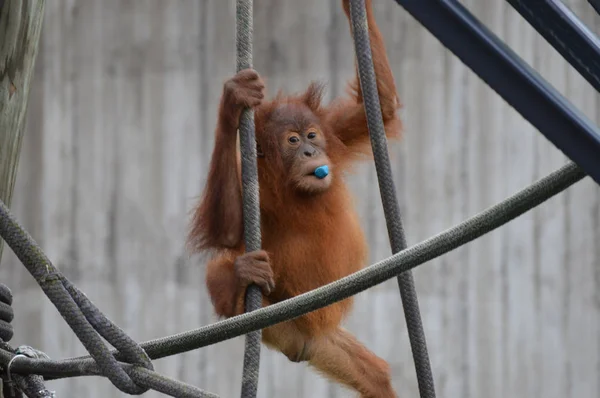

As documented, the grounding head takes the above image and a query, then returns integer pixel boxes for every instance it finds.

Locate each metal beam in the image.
[588,0,600,15]
[508,0,600,94]
[392,0,600,185]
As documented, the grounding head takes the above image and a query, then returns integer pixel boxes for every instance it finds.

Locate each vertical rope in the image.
[236,1,262,397]
[348,1,436,397]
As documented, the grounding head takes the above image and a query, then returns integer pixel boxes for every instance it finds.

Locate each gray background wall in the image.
[1,0,600,397]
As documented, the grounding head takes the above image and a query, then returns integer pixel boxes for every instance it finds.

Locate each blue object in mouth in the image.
[314,165,329,179]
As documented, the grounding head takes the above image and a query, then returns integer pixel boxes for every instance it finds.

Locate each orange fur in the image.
[188,1,400,396]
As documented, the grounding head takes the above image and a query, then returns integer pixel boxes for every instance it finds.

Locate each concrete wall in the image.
[1,0,599,396]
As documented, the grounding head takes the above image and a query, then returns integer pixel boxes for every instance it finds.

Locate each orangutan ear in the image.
[302,81,325,112]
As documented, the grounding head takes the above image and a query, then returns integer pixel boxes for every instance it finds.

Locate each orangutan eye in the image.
[307,132,317,139]
[288,136,300,144]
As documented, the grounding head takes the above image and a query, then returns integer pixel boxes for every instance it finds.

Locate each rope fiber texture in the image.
[0,162,585,386]
[0,201,221,397]
[0,284,14,343]
[236,0,263,397]
[349,0,436,396]
[8,346,55,398]
[0,200,153,395]
[0,291,54,398]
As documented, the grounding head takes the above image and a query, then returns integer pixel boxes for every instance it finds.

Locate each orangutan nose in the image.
[303,145,317,157]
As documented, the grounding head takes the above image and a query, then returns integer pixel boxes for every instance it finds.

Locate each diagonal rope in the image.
[236,0,263,397]
[1,162,585,382]
[348,0,436,396]
[0,347,219,398]
[0,200,152,395]
[0,201,218,397]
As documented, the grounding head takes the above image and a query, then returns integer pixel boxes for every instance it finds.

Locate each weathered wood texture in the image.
[0,0,45,261]
[1,1,599,397]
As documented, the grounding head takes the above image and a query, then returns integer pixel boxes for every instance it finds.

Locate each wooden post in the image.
[0,0,45,263]
[0,0,44,389]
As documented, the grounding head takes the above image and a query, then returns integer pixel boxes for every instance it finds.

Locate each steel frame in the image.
[393,0,600,185]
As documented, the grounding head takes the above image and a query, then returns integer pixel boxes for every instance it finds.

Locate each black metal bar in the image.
[508,0,600,93]
[392,0,600,185]
[588,0,600,15]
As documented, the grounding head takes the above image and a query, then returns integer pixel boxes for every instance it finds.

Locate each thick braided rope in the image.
[236,0,263,396]
[0,343,55,397]
[59,277,152,369]
[0,283,14,343]
[12,374,55,398]
[9,346,55,398]
[123,367,219,398]
[348,0,436,396]
[0,348,219,398]
[4,162,585,381]
[0,201,152,395]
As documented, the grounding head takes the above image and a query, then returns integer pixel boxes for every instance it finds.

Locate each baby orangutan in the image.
[188,0,401,396]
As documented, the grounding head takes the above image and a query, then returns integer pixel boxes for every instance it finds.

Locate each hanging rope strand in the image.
[236,0,263,397]
[348,0,436,396]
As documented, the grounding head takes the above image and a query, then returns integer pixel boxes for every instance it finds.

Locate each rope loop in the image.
[0,202,151,395]
[1,346,55,398]
[0,283,14,343]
